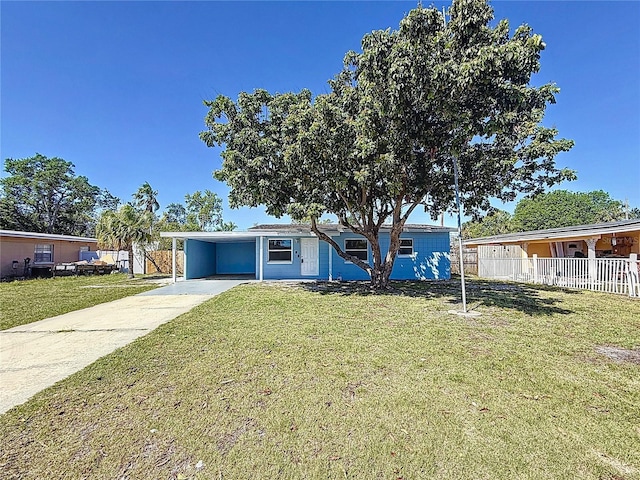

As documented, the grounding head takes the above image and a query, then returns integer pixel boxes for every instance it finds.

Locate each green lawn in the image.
[0,274,158,330]
[1,280,638,479]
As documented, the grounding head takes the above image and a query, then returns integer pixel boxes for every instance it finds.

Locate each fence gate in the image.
[478,245,525,279]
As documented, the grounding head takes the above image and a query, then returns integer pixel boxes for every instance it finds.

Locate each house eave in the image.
[162,223,456,241]
[0,230,97,243]
[463,219,640,246]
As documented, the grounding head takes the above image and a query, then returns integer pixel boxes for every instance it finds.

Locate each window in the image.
[345,239,368,262]
[268,239,292,263]
[398,238,414,257]
[34,244,53,263]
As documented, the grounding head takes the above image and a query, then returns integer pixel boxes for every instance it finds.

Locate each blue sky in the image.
[2,1,639,229]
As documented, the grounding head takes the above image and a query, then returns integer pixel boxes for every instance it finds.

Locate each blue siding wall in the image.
[258,237,331,280]
[388,232,451,280]
[216,242,255,274]
[259,232,450,281]
[185,239,217,279]
[330,231,450,281]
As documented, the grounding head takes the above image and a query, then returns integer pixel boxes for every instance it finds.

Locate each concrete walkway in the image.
[0,279,248,414]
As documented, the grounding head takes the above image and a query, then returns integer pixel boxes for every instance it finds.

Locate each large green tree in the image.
[96,204,153,278]
[184,190,224,231]
[462,190,639,238]
[462,209,514,238]
[162,203,188,225]
[154,192,236,251]
[0,154,112,236]
[201,0,574,289]
[512,190,627,231]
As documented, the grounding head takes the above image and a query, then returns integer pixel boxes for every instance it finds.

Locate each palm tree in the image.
[96,205,153,279]
[132,182,160,213]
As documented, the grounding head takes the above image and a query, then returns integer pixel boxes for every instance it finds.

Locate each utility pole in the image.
[453,157,467,313]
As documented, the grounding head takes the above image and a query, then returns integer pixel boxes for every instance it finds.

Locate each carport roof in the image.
[159,231,279,241]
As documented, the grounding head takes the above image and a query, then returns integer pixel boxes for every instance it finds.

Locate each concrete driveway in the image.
[0,279,249,414]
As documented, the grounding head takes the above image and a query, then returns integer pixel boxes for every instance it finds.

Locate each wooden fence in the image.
[145,250,184,275]
[477,255,639,297]
[450,245,478,275]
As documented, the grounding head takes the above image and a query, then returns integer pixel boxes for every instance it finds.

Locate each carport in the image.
[160,230,288,282]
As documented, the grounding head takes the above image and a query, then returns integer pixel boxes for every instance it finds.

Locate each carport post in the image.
[259,236,264,281]
[172,237,177,283]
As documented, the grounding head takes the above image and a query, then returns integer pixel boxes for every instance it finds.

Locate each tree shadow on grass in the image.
[298,277,577,316]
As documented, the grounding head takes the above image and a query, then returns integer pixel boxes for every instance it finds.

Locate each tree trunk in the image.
[368,234,388,289]
[370,268,388,289]
[309,216,409,291]
[369,231,402,290]
[128,247,135,279]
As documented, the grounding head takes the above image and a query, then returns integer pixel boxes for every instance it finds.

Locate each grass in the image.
[0,274,158,330]
[1,279,639,479]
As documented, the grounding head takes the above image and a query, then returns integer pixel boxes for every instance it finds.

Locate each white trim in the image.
[398,238,414,257]
[259,236,264,281]
[267,238,293,264]
[0,230,96,243]
[344,238,368,263]
[172,237,177,283]
[160,231,303,240]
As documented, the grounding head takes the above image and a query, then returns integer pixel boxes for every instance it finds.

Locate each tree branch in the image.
[310,217,372,274]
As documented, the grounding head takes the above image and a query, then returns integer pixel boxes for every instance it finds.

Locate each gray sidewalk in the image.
[0,279,247,414]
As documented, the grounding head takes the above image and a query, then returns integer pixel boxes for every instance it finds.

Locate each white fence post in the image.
[628,253,638,297]
[533,254,538,283]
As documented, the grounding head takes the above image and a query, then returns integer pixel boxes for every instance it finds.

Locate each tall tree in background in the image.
[512,190,626,231]
[155,192,236,250]
[462,190,638,238]
[185,190,232,231]
[162,203,188,225]
[96,205,153,278]
[0,154,112,236]
[98,191,121,212]
[202,0,574,289]
[462,209,513,238]
[132,182,160,214]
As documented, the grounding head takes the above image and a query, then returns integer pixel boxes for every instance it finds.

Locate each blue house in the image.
[160,224,453,282]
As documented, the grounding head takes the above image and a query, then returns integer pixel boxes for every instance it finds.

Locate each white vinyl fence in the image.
[478,255,640,297]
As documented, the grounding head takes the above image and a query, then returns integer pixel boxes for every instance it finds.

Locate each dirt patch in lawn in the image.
[595,346,640,365]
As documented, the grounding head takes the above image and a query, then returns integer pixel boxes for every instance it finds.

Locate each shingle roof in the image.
[248,223,454,233]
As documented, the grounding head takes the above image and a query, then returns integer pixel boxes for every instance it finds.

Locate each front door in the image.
[300,238,319,276]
